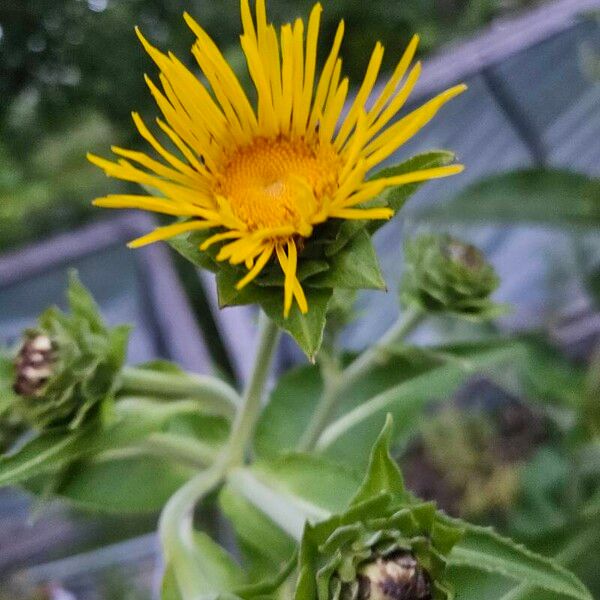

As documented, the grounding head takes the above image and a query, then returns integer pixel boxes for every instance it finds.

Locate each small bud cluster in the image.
[358,553,432,600]
[13,334,57,398]
[401,233,501,319]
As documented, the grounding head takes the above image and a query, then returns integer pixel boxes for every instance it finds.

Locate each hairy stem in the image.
[158,312,280,599]
[120,365,240,415]
[297,307,422,451]
[159,464,226,599]
[140,432,218,468]
[225,312,281,467]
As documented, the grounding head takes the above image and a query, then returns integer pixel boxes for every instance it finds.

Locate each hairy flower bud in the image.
[10,273,130,431]
[401,234,501,319]
[294,418,463,600]
[13,334,57,398]
[357,552,432,600]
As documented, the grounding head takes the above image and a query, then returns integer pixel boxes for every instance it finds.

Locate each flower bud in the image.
[400,234,501,319]
[13,333,57,398]
[358,552,432,600]
[294,417,462,600]
[9,273,130,431]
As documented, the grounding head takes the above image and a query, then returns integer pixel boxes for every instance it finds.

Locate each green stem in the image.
[140,432,218,468]
[158,463,226,599]
[297,307,422,451]
[157,313,280,599]
[116,396,232,422]
[120,365,240,414]
[225,312,281,467]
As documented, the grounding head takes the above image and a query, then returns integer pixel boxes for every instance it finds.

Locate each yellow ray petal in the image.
[298,3,322,133]
[291,18,305,135]
[200,230,244,251]
[276,243,293,317]
[341,165,465,209]
[365,62,422,142]
[127,220,215,248]
[308,19,344,134]
[92,194,207,217]
[109,146,199,188]
[363,84,467,167]
[292,278,308,314]
[335,42,384,150]
[368,34,419,121]
[236,244,275,289]
[328,207,393,221]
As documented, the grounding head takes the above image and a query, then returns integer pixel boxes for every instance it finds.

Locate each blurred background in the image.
[1,0,600,598]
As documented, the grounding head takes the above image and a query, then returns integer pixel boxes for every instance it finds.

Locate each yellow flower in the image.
[89,0,465,317]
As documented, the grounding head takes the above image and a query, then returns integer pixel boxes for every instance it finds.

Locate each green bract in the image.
[11,272,130,431]
[295,418,464,600]
[400,234,501,319]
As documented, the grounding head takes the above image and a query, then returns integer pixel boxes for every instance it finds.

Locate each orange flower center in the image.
[215,136,341,235]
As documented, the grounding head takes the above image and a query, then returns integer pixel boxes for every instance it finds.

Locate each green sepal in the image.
[262,289,333,362]
[306,229,386,291]
[216,269,333,360]
[255,260,330,287]
[169,229,220,273]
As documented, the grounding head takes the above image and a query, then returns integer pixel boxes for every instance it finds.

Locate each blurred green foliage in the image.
[0,0,537,252]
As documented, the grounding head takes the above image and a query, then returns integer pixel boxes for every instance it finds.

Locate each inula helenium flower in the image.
[89,0,465,318]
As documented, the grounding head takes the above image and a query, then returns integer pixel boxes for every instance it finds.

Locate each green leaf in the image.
[162,566,184,600]
[261,288,333,361]
[0,397,209,487]
[219,483,297,582]
[416,169,600,225]
[306,229,386,290]
[190,531,248,593]
[26,453,196,513]
[448,522,593,600]
[67,270,106,332]
[136,359,186,374]
[446,566,516,600]
[0,424,97,487]
[163,529,248,600]
[315,341,557,467]
[254,454,361,514]
[350,414,406,505]
[225,457,359,541]
[168,230,219,273]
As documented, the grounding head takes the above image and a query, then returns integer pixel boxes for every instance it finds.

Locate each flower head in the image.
[401,234,501,319]
[295,417,463,600]
[89,0,465,318]
[10,273,130,431]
